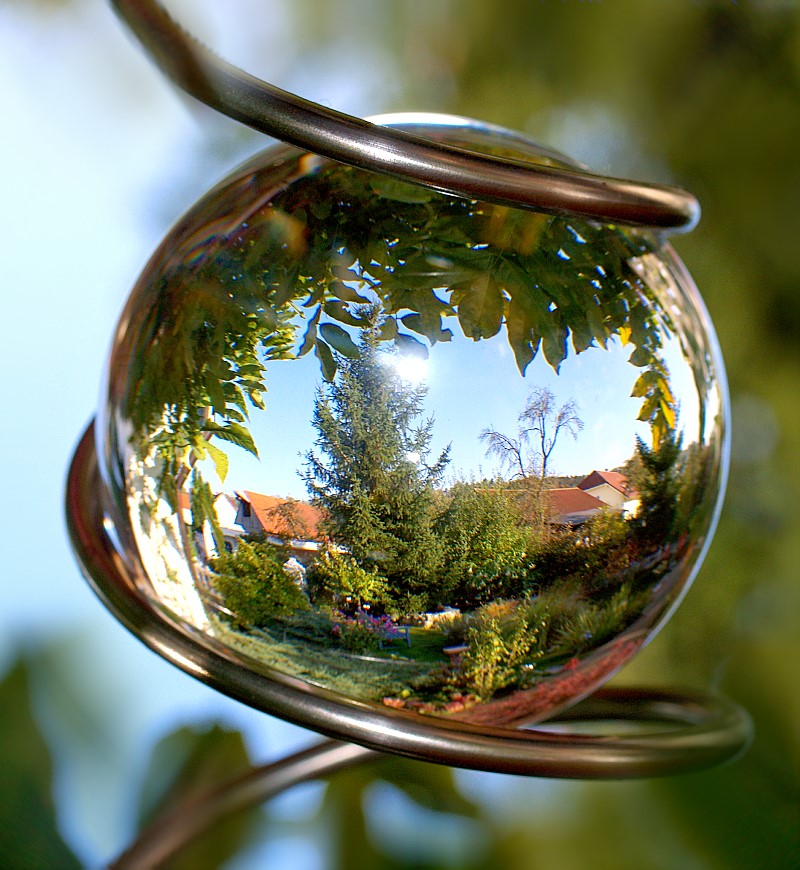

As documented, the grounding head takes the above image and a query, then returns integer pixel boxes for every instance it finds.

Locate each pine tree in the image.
[303,310,450,606]
[630,428,683,546]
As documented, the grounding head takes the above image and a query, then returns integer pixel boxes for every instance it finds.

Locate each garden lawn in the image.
[375,627,449,664]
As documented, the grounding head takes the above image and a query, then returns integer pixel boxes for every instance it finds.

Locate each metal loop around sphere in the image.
[108,0,699,231]
[67,423,753,783]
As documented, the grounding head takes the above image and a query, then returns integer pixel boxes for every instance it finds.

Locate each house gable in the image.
[234,491,325,543]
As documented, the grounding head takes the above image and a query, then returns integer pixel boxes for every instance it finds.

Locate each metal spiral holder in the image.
[67,2,752,865]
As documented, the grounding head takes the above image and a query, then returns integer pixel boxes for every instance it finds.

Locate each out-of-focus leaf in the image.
[377,757,480,818]
[395,332,429,359]
[452,274,505,340]
[0,660,81,869]
[136,723,256,870]
[318,757,489,870]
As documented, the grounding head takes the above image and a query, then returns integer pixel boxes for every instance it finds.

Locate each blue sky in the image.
[204,321,699,501]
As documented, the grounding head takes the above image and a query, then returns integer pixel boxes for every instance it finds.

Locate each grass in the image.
[374,627,449,664]
[208,612,434,702]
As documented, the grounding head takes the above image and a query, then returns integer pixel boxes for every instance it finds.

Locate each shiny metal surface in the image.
[67,423,752,779]
[108,0,699,231]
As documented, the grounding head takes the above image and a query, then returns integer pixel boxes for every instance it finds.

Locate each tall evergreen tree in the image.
[303,309,450,605]
[630,428,684,547]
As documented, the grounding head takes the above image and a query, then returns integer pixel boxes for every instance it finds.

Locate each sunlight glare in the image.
[389,354,429,384]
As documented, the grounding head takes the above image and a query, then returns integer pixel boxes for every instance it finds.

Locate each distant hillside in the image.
[544,474,585,489]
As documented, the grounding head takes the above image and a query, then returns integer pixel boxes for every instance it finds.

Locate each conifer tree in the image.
[303,308,450,605]
[630,428,683,546]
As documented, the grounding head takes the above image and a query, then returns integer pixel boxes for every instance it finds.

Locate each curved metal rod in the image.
[110,739,375,869]
[108,0,699,231]
[109,684,746,868]
[66,423,753,788]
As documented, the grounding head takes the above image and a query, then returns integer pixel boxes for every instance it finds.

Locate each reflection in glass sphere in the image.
[102,117,728,727]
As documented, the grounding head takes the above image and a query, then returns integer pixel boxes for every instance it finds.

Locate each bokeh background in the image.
[1,1,798,867]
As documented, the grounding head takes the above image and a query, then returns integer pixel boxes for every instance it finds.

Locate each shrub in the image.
[435,483,529,607]
[461,603,544,699]
[385,593,430,622]
[209,540,308,626]
[307,548,390,608]
[438,612,468,647]
[331,609,401,654]
[549,584,644,656]
[523,511,633,594]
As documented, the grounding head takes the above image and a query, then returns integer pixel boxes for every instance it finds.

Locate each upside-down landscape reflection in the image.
[103,119,727,726]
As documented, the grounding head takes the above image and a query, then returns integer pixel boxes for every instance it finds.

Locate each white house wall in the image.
[583,483,626,510]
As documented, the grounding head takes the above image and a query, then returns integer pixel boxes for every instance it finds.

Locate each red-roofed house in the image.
[578,470,639,515]
[235,490,326,554]
[544,487,607,526]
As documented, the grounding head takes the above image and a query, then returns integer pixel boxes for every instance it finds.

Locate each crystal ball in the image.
[102,116,728,726]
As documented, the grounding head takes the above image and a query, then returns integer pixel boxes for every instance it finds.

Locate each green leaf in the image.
[315,338,338,381]
[236,363,263,378]
[400,312,453,343]
[452,274,505,340]
[630,370,655,398]
[629,345,652,367]
[637,394,660,422]
[379,757,480,818]
[320,322,361,358]
[0,660,82,869]
[660,399,677,430]
[205,441,230,483]
[330,280,368,303]
[205,373,227,415]
[323,299,367,327]
[586,301,609,345]
[137,724,256,870]
[542,321,568,371]
[203,421,259,457]
[506,296,537,375]
[378,316,398,341]
[569,317,595,354]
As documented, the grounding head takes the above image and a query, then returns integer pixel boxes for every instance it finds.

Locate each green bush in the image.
[435,483,529,607]
[436,611,468,647]
[307,548,390,608]
[524,511,633,593]
[549,583,646,656]
[385,593,430,622]
[461,602,544,700]
[331,610,400,655]
[209,540,309,626]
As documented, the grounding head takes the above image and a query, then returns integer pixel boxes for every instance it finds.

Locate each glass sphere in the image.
[102,116,728,727]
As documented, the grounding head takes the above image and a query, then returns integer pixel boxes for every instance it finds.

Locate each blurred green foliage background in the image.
[1,1,797,867]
